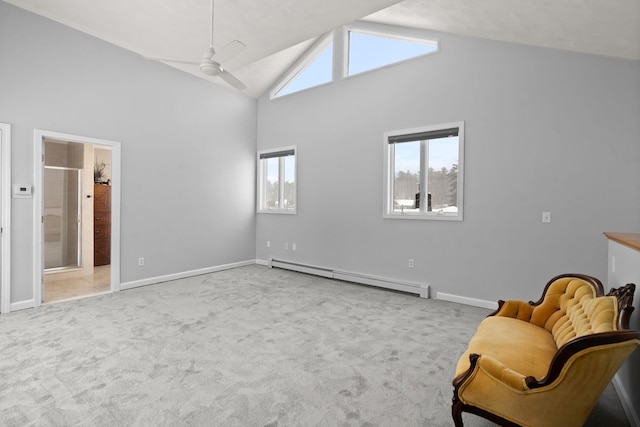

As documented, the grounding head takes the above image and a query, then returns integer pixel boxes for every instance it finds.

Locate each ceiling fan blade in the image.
[219,69,246,91]
[144,0,247,92]
[215,40,246,64]
[143,56,199,65]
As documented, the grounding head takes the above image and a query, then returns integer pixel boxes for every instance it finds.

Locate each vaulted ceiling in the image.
[5,0,640,98]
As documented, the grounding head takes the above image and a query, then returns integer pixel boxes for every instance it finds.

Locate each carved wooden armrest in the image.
[607,283,636,330]
[525,330,640,389]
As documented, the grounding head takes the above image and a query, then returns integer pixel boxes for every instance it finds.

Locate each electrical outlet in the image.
[284,242,289,250]
[292,243,297,251]
[266,240,271,248]
[542,212,551,223]
[408,258,415,268]
[138,257,145,267]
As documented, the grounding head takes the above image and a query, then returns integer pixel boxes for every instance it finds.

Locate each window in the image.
[276,43,333,97]
[257,146,296,213]
[271,22,438,99]
[383,123,464,220]
[348,30,437,76]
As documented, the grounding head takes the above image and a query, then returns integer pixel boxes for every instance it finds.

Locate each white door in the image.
[0,123,11,313]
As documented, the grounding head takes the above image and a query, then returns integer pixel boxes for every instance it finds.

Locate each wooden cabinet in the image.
[94,184,111,266]
[604,232,640,423]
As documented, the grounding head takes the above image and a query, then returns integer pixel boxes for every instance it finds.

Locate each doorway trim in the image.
[0,123,11,314]
[33,129,121,306]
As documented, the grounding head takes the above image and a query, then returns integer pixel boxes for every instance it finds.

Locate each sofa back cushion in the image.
[529,277,618,348]
[552,295,618,347]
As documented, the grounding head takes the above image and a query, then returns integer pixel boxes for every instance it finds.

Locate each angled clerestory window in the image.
[347,29,438,76]
[273,35,333,97]
[270,22,438,99]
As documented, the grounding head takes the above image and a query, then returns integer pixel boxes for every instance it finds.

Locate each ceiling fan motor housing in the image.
[200,47,221,76]
[200,60,221,76]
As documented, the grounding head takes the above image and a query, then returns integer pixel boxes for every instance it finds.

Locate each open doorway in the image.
[42,140,112,302]
[34,130,121,306]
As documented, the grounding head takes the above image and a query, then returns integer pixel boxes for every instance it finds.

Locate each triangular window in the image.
[348,31,437,76]
[269,23,438,99]
[276,42,333,97]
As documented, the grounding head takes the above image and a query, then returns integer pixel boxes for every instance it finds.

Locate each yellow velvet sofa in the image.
[452,274,639,427]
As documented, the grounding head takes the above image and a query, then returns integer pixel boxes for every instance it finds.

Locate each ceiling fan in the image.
[145,0,247,91]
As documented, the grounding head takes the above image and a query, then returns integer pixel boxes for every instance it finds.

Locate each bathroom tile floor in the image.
[44,265,111,303]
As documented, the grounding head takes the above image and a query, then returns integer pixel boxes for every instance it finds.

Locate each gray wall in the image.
[0,1,257,304]
[256,31,640,302]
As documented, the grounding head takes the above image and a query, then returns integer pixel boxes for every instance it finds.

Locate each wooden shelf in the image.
[604,232,640,252]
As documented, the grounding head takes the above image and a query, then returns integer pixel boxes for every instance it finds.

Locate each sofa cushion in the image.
[529,277,598,330]
[455,316,557,379]
[552,295,618,348]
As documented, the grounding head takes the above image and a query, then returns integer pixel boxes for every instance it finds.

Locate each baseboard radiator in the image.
[268,258,429,298]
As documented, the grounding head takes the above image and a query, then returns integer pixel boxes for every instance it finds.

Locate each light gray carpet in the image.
[0,265,630,426]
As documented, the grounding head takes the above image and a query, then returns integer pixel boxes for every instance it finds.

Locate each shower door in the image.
[44,167,82,270]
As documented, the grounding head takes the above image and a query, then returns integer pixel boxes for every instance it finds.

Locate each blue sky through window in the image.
[394,137,459,174]
[349,32,437,76]
[275,27,437,97]
[277,43,333,96]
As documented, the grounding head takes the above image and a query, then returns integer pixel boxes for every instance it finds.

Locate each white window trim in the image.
[270,33,333,99]
[344,21,439,78]
[383,122,464,221]
[269,22,439,99]
[257,145,297,214]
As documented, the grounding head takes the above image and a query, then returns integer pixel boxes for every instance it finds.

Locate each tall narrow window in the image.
[257,147,297,213]
[384,123,464,220]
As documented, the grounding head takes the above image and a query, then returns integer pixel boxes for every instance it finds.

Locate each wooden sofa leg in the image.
[452,397,465,427]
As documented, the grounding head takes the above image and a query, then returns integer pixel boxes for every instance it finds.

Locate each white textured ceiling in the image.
[5,0,640,98]
[365,0,640,61]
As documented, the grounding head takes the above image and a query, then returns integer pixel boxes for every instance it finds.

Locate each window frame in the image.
[383,122,464,221]
[270,33,333,99]
[257,145,297,214]
[343,21,439,78]
[270,22,439,99]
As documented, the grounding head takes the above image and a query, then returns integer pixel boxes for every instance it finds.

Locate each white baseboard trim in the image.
[612,373,639,427]
[436,292,498,310]
[10,299,35,312]
[120,259,256,291]
[262,258,429,297]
